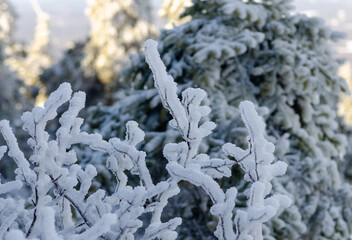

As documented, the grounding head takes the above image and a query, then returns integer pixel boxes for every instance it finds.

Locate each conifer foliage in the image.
[86,0,352,239]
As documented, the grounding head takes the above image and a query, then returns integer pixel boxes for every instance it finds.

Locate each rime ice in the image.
[0,40,290,240]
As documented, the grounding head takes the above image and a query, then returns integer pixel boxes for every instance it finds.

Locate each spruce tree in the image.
[159,0,192,28]
[85,0,352,239]
[0,0,30,121]
[6,0,52,87]
[0,0,35,179]
[82,0,157,84]
[5,0,52,106]
[40,0,158,106]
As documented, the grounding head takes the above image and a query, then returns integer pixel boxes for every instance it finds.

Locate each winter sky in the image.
[8,0,352,59]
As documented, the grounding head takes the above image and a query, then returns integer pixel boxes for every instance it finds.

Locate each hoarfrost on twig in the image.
[0,39,291,240]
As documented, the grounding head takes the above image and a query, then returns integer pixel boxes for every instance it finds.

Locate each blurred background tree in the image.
[0,0,36,180]
[40,0,158,107]
[83,0,352,239]
[5,0,51,106]
[0,0,31,121]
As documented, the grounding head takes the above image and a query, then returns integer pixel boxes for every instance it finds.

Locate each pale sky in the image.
[9,0,89,58]
[8,0,352,59]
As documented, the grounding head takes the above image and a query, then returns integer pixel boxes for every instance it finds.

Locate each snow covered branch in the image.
[0,39,291,240]
[144,39,292,240]
[0,81,176,239]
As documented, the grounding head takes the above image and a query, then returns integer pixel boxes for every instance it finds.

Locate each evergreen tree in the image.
[83,0,157,84]
[159,0,192,28]
[0,0,30,121]
[41,0,158,106]
[40,42,105,107]
[0,0,14,61]
[0,0,35,179]
[6,0,52,87]
[85,0,352,239]
[5,0,52,106]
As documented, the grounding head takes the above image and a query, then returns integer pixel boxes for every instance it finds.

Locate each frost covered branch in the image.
[0,39,291,240]
[0,82,177,239]
[144,39,292,240]
[223,102,292,240]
